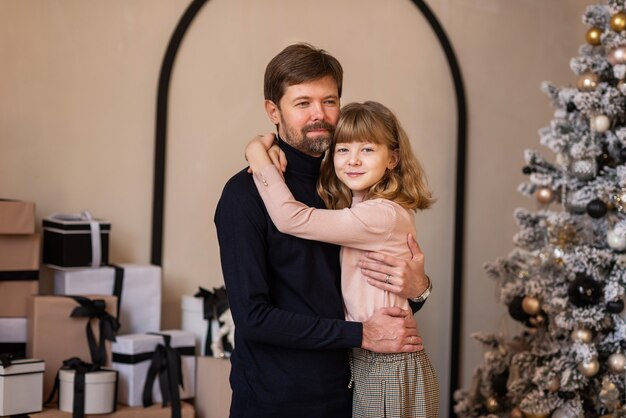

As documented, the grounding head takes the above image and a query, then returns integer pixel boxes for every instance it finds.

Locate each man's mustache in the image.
[302,122,335,135]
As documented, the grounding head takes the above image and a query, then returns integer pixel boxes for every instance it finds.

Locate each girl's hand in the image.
[359,233,429,300]
[268,143,288,175]
[245,133,277,174]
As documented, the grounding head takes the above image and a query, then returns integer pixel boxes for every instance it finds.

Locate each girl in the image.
[246,101,439,418]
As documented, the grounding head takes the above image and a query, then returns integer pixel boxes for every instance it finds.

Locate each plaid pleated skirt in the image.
[350,348,439,418]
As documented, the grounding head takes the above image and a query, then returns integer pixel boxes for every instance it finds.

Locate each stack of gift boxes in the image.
[0,200,232,418]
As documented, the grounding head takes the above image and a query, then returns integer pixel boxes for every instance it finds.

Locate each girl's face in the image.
[333,141,398,195]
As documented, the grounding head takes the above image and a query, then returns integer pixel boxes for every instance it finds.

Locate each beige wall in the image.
[0,0,591,414]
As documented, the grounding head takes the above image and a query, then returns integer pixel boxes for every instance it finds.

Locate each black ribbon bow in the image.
[68,296,120,366]
[142,334,183,418]
[0,353,14,368]
[45,357,103,418]
[194,286,230,356]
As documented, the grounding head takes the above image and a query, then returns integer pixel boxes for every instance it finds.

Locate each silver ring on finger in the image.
[385,274,391,284]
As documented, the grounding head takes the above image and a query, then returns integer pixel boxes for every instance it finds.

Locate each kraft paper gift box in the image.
[195,356,231,418]
[111,330,196,407]
[27,295,119,399]
[58,366,118,415]
[36,402,195,417]
[0,233,40,271]
[0,272,38,317]
[0,317,27,358]
[0,357,45,416]
[42,264,162,335]
[0,199,35,234]
[42,213,110,268]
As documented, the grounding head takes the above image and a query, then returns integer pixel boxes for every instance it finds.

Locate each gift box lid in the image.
[112,330,196,358]
[0,358,45,376]
[43,215,111,233]
[59,368,117,384]
[181,295,203,313]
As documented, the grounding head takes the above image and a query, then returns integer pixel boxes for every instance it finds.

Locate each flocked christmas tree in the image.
[454,2,626,417]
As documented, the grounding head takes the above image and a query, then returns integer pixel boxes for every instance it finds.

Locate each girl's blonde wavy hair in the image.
[317,101,435,211]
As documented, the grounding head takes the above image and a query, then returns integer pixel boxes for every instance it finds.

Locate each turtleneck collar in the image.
[278,135,325,177]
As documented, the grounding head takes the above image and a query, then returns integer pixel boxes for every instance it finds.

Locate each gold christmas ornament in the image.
[571,327,593,343]
[511,408,523,418]
[600,376,620,411]
[611,12,626,32]
[577,72,599,91]
[613,189,626,212]
[618,79,626,91]
[578,357,600,377]
[485,396,500,413]
[547,377,560,393]
[521,296,541,315]
[535,187,554,205]
[609,47,626,65]
[586,27,603,45]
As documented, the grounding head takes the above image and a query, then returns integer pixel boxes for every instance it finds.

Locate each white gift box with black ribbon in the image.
[42,211,111,268]
[58,367,118,415]
[0,358,45,416]
[42,264,162,335]
[111,330,196,407]
[180,295,220,356]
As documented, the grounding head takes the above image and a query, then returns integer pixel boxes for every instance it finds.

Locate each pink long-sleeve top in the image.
[254,165,414,322]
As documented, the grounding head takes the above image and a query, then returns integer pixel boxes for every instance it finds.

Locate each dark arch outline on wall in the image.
[150,0,467,414]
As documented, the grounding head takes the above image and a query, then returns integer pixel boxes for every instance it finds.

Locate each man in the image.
[214,43,432,418]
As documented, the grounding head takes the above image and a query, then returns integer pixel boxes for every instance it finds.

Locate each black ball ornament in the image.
[587,199,608,218]
[607,299,625,314]
[508,296,531,323]
[568,274,602,307]
[522,166,533,175]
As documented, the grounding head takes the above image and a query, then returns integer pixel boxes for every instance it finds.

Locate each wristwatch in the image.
[410,275,432,303]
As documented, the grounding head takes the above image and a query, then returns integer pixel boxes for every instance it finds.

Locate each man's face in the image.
[265,75,340,157]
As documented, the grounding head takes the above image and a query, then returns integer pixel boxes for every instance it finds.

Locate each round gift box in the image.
[58,368,117,414]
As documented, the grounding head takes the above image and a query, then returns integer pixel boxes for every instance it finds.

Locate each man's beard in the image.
[282,120,335,156]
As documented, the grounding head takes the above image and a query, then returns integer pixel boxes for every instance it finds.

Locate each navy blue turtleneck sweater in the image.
[214,140,361,417]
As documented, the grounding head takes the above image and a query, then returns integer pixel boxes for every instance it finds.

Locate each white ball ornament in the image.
[608,228,626,251]
[608,352,626,372]
[591,114,611,132]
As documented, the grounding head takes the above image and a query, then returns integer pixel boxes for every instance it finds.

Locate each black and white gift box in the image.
[111,330,196,407]
[0,358,45,416]
[42,212,111,268]
[0,317,27,358]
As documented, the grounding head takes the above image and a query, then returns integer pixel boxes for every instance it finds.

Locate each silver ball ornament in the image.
[578,357,600,377]
[609,46,626,65]
[552,407,576,418]
[570,158,597,181]
[570,327,593,343]
[608,228,626,251]
[608,352,626,372]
